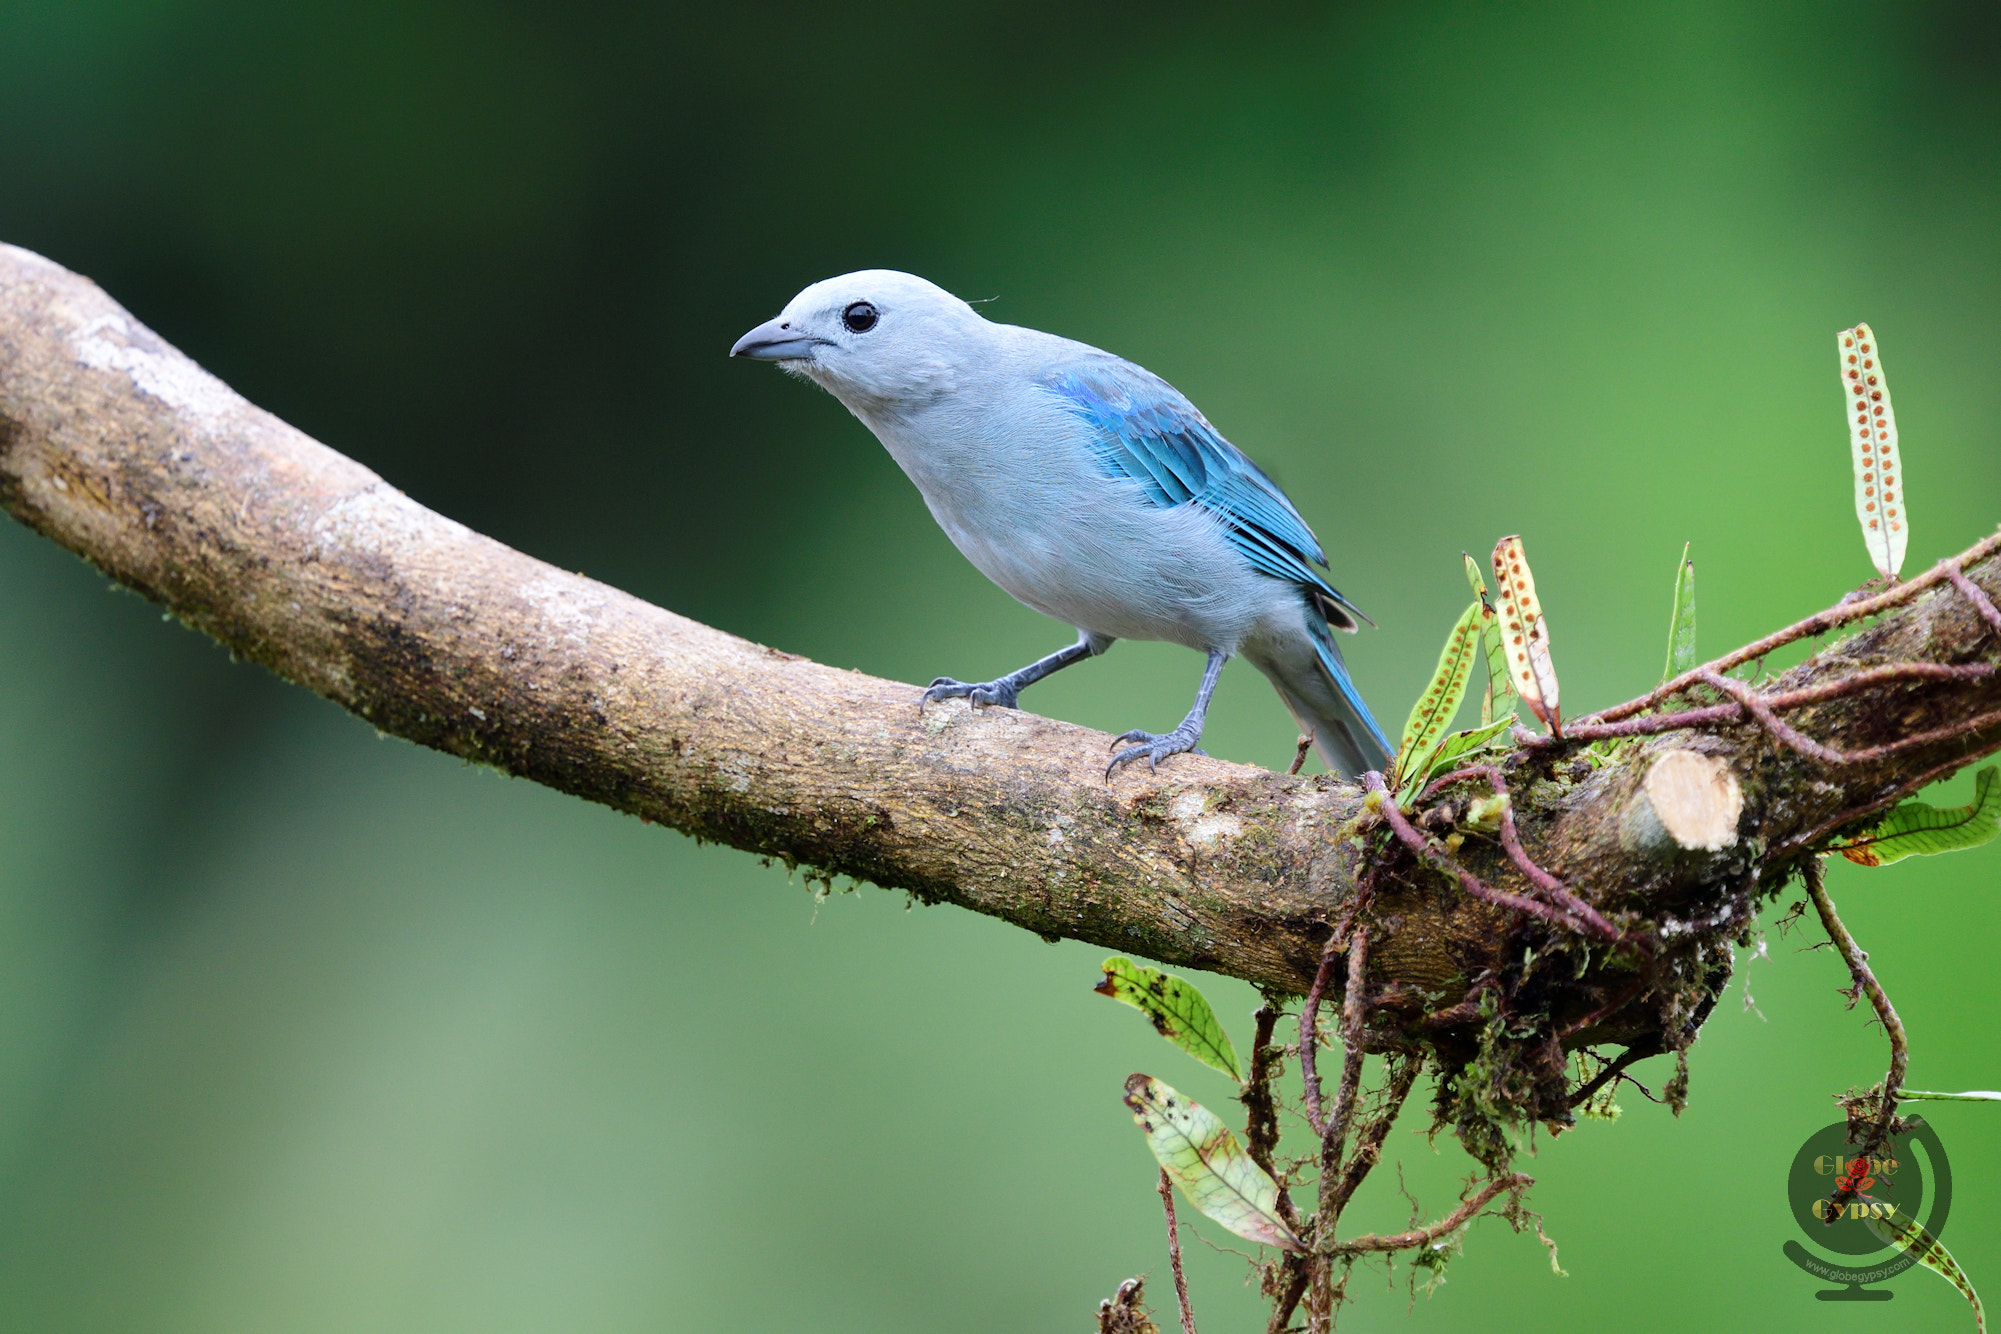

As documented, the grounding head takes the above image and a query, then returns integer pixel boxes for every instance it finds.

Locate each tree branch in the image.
[0,243,1366,993]
[3,242,1999,1055]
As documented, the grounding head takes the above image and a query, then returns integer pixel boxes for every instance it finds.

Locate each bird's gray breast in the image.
[861,386,1275,651]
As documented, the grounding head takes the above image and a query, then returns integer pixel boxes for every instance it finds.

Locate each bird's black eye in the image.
[841,301,879,334]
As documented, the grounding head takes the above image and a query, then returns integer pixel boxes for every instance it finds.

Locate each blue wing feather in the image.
[1045,359,1365,625]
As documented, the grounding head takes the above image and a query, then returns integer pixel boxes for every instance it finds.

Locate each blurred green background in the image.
[2,2,1999,1329]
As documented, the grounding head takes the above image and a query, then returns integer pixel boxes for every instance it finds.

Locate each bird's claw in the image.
[1105,727,1206,779]
[921,676,1020,710]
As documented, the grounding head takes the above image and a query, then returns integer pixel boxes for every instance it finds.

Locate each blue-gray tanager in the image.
[731,271,1392,779]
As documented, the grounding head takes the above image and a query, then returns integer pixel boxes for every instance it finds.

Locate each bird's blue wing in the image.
[1045,358,1366,627]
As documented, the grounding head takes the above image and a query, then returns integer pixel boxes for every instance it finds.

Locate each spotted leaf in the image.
[1840,323,1907,578]
[1122,1074,1304,1251]
[1395,600,1483,788]
[1466,554,1516,726]
[1492,536,1561,734]
[1861,1205,1983,1333]
[1095,958,1241,1081]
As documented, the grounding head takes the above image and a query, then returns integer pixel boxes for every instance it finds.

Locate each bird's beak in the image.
[730,317,822,361]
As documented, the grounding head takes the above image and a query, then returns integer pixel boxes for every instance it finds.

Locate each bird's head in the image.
[730,270,988,411]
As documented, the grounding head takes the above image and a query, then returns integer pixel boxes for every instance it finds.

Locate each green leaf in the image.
[1479,608,1512,727]
[1465,554,1516,727]
[1094,958,1242,1081]
[1395,601,1483,786]
[1122,1074,1304,1252]
[1837,767,2000,866]
[1398,716,1518,804]
[1861,1205,1984,1333]
[1661,543,1696,684]
[1903,1089,2001,1103]
[1464,551,1489,602]
[1424,715,1517,775]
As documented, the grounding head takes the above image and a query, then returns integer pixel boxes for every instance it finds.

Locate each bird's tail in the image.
[1254,619,1393,780]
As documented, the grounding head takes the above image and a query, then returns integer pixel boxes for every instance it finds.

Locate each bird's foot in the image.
[1106,725,1207,779]
[922,676,1020,710]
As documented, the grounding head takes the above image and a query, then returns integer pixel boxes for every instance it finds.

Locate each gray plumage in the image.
[732,270,1391,778]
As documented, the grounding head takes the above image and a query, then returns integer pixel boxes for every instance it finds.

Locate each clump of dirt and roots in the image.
[1114,535,2001,1334]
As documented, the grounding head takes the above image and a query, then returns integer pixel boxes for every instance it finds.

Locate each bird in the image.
[730,271,1392,779]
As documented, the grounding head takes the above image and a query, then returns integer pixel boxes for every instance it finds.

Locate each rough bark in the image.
[2,243,1998,1056]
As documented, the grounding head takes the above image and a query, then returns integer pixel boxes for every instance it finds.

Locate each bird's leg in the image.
[922,632,1106,710]
[1107,648,1228,778]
